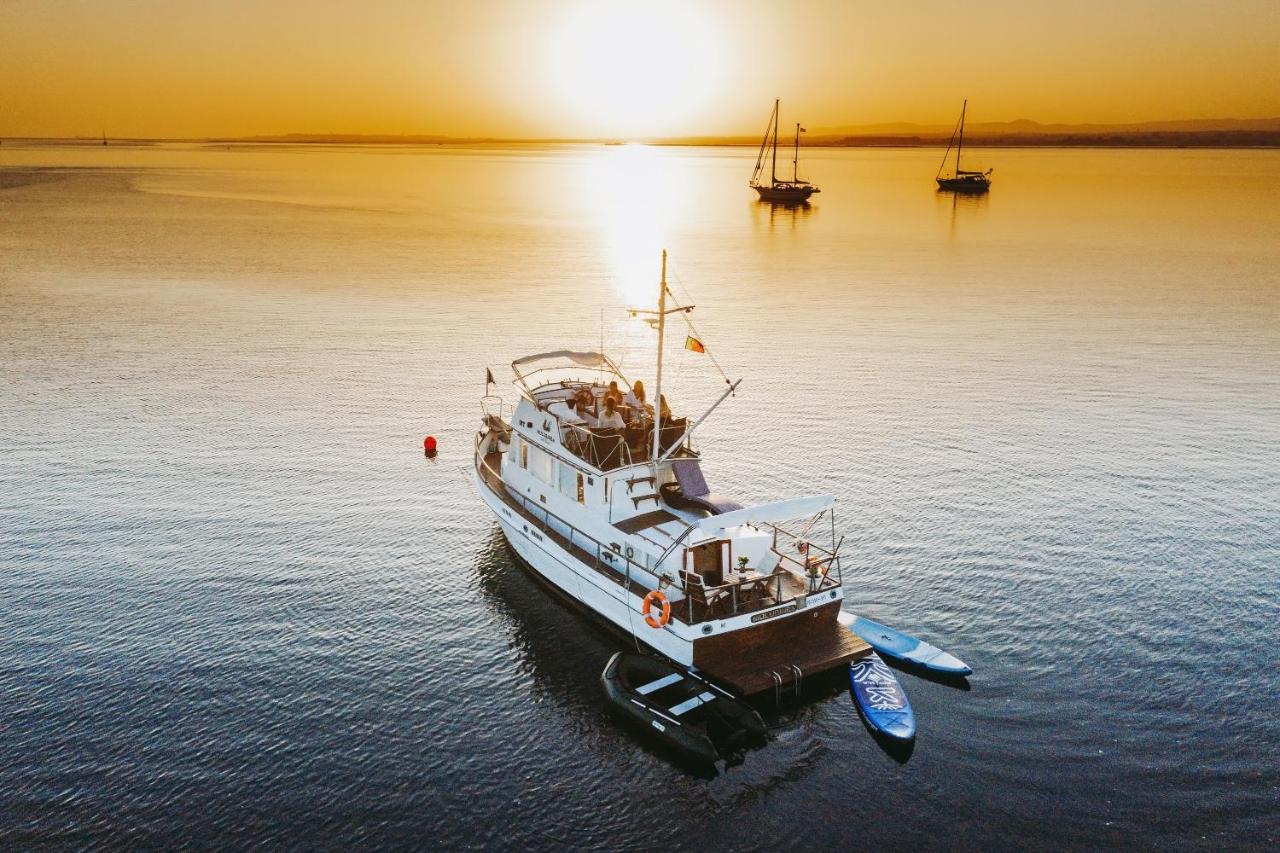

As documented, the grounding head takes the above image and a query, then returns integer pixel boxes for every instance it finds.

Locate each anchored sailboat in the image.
[750,99,820,203]
[936,100,992,192]
[472,252,870,697]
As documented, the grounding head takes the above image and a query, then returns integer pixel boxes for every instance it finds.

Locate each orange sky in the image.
[2,0,1278,138]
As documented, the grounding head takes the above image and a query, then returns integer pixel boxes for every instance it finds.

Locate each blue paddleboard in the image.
[848,652,916,741]
[840,613,972,676]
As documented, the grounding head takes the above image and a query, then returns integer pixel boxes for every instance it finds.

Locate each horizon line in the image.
[5,115,1280,146]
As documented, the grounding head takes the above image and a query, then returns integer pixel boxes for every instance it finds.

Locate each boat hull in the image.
[936,176,990,193]
[474,463,695,664]
[753,184,817,203]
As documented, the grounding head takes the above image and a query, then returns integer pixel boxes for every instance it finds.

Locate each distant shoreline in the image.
[4,131,1280,149]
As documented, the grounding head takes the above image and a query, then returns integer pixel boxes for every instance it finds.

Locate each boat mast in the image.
[770,99,779,185]
[956,99,966,175]
[793,123,800,182]
[652,250,667,465]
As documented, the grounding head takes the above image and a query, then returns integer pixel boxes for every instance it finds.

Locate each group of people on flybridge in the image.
[547,378,674,454]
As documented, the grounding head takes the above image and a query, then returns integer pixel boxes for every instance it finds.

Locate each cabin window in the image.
[529,445,555,485]
[576,472,585,504]
[519,440,528,470]
[558,460,576,497]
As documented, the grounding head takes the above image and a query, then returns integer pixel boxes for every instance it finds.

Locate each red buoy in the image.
[424,435,437,455]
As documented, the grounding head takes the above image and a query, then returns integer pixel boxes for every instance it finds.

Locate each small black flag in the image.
[486,368,495,387]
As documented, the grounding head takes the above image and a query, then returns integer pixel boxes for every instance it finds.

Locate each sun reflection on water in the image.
[581,144,675,309]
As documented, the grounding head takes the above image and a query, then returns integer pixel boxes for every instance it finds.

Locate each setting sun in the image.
[545,1,725,138]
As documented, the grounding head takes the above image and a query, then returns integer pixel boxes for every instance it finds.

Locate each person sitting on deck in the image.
[595,397,626,430]
[623,380,646,422]
[658,394,673,425]
[605,380,623,408]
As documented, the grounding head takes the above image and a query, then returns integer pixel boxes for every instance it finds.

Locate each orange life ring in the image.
[642,589,670,629]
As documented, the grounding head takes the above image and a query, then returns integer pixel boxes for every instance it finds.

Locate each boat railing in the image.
[480,394,513,426]
[684,559,841,625]
[568,418,694,468]
[560,422,634,471]
[762,521,845,588]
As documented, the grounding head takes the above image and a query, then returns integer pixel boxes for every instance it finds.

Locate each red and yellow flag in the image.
[684,335,706,354]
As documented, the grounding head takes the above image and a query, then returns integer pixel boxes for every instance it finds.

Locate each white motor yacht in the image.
[473,253,869,696]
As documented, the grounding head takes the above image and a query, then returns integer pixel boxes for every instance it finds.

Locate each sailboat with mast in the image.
[472,251,870,698]
[750,99,820,203]
[936,100,992,192]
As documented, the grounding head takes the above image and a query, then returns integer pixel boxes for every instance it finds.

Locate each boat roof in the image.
[513,349,610,370]
[511,350,628,394]
[688,496,835,541]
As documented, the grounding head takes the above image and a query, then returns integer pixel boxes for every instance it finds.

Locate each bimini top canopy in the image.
[512,350,609,369]
[511,350,626,390]
[690,495,835,540]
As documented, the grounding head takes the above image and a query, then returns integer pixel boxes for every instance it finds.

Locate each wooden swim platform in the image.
[693,601,870,696]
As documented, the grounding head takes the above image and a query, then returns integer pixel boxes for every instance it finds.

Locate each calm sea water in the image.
[2,143,1278,849]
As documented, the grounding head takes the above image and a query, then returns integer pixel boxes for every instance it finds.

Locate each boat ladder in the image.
[767,665,805,704]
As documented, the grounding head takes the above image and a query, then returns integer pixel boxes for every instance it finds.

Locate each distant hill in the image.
[657,118,1280,148]
[810,117,1280,137]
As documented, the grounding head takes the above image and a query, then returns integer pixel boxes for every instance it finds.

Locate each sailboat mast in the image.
[651,250,667,466]
[751,104,774,185]
[793,123,800,182]
[956,99,966,174]
[770,99,779,185]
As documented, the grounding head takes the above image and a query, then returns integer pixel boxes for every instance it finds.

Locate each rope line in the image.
[667,260,734,390]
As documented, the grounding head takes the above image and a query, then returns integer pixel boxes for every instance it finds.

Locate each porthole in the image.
[701,625,712,635]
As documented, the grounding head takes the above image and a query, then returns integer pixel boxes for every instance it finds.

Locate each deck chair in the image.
[681,569,731,620]
[661,459,744,516]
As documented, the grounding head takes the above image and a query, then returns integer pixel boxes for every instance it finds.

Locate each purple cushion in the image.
[672,459,710,497]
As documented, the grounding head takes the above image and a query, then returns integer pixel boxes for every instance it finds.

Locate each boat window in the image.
[577,472,585,505]
[558,460,576,497]
[529,445,555,485]
[519,439,528,470]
